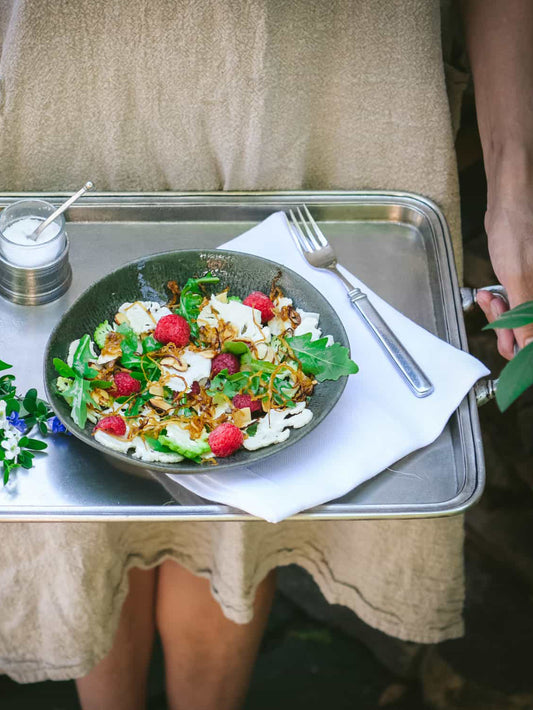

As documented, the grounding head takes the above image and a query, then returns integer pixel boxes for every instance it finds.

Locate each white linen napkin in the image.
[166,212,489,522]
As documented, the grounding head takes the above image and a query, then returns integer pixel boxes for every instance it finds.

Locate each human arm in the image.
[461,0,533,359]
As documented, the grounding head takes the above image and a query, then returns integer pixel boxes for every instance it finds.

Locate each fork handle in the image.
[348,288,434,398]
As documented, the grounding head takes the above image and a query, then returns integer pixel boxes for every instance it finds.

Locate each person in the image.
[0,1,531,709]
[461,1,533,354]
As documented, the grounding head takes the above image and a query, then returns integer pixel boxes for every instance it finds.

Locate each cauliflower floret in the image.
[243,403,313,451]
[198,296,271,347]
[117,301,172,335]
[162,349,212,393]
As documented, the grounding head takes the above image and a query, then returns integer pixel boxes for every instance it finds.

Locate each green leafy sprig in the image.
[484,300,533,412]
[0,361,51,484]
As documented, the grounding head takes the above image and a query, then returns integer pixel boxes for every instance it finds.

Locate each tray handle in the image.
[461,285,509,408]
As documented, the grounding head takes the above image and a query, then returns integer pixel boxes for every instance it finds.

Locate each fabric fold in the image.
[165,213,489,521]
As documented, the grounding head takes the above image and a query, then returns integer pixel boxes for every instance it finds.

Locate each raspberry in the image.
[243,291,275,323]
[94,415,126,436]
[208,422,244,457]
[232,394,262,413]
[112,371,141,397]
[154,314,190,347]
[211,353,240,377]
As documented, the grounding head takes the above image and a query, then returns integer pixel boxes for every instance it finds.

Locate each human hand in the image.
[476,195,533,360]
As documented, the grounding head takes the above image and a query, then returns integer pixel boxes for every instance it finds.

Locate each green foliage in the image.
[52,358,76,379]
[245,421,258,437]
[61,377,93,428]
[72,335,99,379]
[207,370,250,399]
[285,334,358,382]
[487,300,533,412]
[142,335,160,354]
[175,273,220,339]
[116,325,160,380]
[0,361,52,484]
[484,301,533,331]
[53,347,97,428]
[21,388,53,435]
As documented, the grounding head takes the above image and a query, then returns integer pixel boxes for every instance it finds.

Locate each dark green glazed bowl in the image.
[44,249,350,477]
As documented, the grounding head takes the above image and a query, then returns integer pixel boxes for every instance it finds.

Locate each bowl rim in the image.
[44,247,351,474]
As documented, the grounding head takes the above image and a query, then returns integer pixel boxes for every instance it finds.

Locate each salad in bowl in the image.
[45,250,358,473]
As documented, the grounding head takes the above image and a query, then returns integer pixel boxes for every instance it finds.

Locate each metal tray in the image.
[0,191,484,521]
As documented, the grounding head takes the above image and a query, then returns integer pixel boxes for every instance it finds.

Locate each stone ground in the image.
[1,107,533,709]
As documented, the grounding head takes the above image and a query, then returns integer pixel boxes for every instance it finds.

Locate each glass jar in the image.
[0,199,67,268]
[0,199,71,305]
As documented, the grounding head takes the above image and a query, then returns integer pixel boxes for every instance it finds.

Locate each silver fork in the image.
[287,205,433,398]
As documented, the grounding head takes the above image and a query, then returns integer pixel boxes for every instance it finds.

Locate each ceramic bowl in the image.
[44,249,351,477]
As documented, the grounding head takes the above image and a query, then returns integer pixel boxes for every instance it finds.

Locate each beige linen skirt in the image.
[0,0,467,682]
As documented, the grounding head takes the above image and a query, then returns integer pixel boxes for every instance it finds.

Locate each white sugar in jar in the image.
[0,200,67,268]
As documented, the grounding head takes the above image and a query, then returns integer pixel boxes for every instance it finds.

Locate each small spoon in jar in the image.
[29,181,95,241]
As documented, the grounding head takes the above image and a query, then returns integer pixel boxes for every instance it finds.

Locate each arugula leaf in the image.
[176,273,220,338]
[240,353,277,374]
[53,358,77,379]
[119,351,142,369]
[72,335,99,379]
[207,370,250,399]
[178,407,195,418]
[246,421,258,437]
[142,335,160,354]
[62,377,93,428]
[117,324,139,354]
[90,380,114,389]
[141,358,160,382]
[117,324,142,370]
[117,327,159,380]
[126,392,153,416]
[0,361,12,372]
[286,334,358,382]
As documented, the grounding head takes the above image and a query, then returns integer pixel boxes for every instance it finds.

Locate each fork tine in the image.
[296,206,322,251]
[288,209,313,253]
[302,204,329,248]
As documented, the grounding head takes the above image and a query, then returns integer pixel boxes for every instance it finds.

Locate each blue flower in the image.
[48,416,70,435]
[7,411,27,434]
